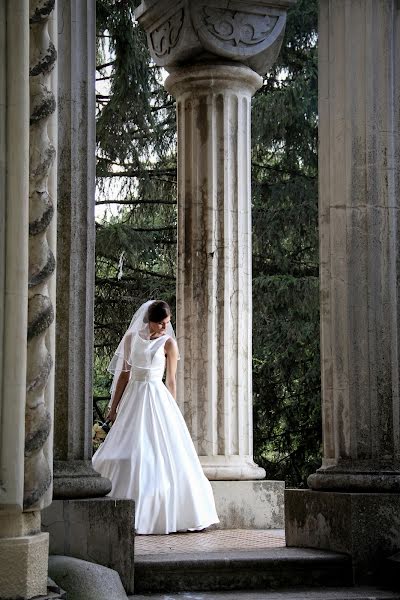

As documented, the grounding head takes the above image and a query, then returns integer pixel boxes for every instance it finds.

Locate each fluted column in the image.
[52,0,111,498]
[166,65,265,479]
[285,0,400,581]
[308,0,400,492]
[136,0,295,481]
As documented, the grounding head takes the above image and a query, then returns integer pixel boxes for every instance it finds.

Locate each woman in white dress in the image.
[92,300,219,535]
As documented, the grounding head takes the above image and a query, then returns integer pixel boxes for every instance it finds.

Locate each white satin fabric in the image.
[92,334,219,534]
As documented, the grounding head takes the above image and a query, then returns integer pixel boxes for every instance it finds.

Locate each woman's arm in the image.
[107,333,132,422]
[106,370,130,422]
[165,337,179,400]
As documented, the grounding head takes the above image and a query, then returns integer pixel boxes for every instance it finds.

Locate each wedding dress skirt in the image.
[92,334,219,535]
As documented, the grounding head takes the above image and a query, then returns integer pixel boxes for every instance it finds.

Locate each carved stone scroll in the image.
[136,0,296,75]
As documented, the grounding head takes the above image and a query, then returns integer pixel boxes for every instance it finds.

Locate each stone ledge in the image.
[134,546,351,593]
[285,489,400,584]
[42,497,135,594]
[211,480,284,529]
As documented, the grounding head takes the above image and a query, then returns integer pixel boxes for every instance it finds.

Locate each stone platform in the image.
[211,480,284,529]
[42,497,135,594]
[285,489,400,583]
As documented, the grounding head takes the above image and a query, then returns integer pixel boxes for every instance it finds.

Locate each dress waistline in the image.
[130,369,163,382]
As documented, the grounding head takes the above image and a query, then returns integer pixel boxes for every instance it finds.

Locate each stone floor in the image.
[134,529,286,556]
[130,590,400,599]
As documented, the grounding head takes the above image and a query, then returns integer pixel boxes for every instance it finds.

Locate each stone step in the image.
[130,588,400,599]
[134,547,353,594]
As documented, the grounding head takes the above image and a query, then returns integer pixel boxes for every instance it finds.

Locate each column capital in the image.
[135,0,296,76]
[165,63,263,98]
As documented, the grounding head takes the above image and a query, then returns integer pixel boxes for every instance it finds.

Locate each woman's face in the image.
[149,315,171,336]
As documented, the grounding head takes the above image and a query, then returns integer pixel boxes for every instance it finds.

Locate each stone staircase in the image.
[134,546,352,594]
[131,529,400,599]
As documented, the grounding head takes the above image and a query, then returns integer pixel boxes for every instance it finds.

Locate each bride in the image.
[92,300,219,535]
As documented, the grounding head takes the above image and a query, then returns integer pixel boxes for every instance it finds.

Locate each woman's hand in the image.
[106,408,117,423]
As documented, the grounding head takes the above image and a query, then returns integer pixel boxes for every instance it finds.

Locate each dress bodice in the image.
[129,334,169,381]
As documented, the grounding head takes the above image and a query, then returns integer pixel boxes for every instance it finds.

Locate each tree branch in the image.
[96,60,115,71]
[96,199,176,206]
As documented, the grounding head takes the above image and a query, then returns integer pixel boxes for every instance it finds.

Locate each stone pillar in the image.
[136,0,295,481]
[166,64,265,479]
[285,0,400,582]
[52,0,111,498]
[42,4,135,586]
[0,2,49,597]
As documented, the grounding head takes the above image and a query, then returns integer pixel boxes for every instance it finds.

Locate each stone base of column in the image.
[42,497,135,594]
[201,456,266,481]
[211,480,284,529]
[308,463,400,492]
[0,531,49,599]
[285,489,400,583]
[53,460,112,499]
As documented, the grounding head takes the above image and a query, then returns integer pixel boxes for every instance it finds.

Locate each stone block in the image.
[49,555,128,600]
[42,497,135,593]
[0,531,49,599]
[211,480,284,529]
[285,489,400,583]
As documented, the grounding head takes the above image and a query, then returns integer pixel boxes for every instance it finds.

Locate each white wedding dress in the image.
[92,333,219,534]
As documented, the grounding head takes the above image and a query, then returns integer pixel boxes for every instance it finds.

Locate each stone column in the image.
[136,0,295,481]
[166,65,265,479]
[285,0,400,581]
[0,2,49,597]
[52,0,111,498]
[42,4,135,588]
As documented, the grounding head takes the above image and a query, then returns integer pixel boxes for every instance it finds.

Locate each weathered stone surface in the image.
[42,497,135,593]
[49,556,128,600]
[285,489,400,583]
[310,0,400,492]
[211,480,284,529]
[165,63,265,481]
[0,1,28,513]
[53,0,110,498]
[0,4,52,600]
[287,1,400,587]
[26,0,57,513]
[0,531,49,599]
[53,460,111,499]
[135,547,351,593]
[135,0,296,75]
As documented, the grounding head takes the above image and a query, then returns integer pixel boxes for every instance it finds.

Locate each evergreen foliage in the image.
[252,0,320,485]
[94,0,320,486]
[95,0,177,408]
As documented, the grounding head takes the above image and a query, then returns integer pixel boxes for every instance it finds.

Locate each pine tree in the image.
[252,0,320,485]
[94,0,177,405]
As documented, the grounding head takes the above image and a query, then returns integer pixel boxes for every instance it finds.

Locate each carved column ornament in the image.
[26,0,57,511]
[136,1,295,75]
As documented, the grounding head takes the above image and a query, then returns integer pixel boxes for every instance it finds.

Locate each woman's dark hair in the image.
[147,300,171,323]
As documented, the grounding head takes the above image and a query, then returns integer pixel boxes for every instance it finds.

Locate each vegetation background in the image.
[94,0,320,486]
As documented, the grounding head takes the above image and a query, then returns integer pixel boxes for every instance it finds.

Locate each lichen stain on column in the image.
[25,0,57,510]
